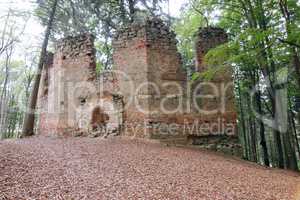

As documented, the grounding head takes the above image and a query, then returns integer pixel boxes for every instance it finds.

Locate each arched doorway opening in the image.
[89,94,124,137]
[90,107,109,131]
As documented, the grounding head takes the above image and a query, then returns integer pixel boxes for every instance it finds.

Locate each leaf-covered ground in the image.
[0,136,299,200]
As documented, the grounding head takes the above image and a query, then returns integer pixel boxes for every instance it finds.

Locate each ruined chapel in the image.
[37,18,238,153]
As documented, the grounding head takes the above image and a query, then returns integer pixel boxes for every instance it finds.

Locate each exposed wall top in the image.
[195,27,228,72]
[196,27,228,50]
[112,18,177,48]
[55,33,95,60]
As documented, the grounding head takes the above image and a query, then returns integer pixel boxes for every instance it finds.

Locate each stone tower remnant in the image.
[112,18,187,138]
[195,27,228,72]
[194,27,236,116]
[37,34,123,137]
[37,19,239,155]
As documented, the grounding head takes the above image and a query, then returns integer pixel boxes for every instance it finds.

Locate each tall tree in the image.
[21,0,59,137]
[174,0,300,170]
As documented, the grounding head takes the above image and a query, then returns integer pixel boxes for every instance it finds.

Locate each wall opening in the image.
[90,107,109,131]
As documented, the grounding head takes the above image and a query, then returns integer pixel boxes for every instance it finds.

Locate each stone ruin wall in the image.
[37,34,123,137]
[190,27,238,153]
[112,18,188,138]
[195,27,228,72]
[192,27,236,133]
[37,18,239,153]
[113,19,237,141]
[37,52,53,135]
[112,22,150,137]
[194,27,236,113]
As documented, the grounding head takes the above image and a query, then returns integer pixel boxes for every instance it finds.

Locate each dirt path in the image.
[0,136,299,200]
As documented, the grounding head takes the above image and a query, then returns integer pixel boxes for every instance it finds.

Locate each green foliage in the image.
[173,3,207,67]
[94,40,113,69]
[35,0,170,72]
[96,62,103,74]
[177,0,300,170]
[191,65,228,82]
[204,43,232,66]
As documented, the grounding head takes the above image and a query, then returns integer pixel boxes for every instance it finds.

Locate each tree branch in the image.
[278,38,300,49]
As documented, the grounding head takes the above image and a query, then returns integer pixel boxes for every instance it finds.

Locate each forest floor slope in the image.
[0,136,299,200]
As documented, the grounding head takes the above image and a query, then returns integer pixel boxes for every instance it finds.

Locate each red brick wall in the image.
[38,21,237,140]
[113,19,237,139]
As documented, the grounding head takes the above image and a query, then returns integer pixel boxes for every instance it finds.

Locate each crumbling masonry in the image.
[37,18,239,153]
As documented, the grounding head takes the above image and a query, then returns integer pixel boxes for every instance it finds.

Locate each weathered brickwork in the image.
[113,19,237,141]
[37,34,123,137]
[37,52,53,135]
[113,18,188,138]
[195,27,228,72]
[37,18,238,154]
[193,26,236,125]
[190,27,237,150]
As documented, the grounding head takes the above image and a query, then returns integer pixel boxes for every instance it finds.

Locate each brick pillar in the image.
[113,18,187,138]
[37,52,53,135]
[195,27,228,72]
[38,34,97,136]
[194,27,237,134]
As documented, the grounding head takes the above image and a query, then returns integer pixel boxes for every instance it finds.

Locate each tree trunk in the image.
[256,0,286,168]
[237,76,248,159]
[246,92,257,162]
[289,110,300,164]
[152,0,158,13]
[119,0,127,22]
[128,0,136,22]
[255,87,270,166]
[0,46,12,139]
[21,0,59,137]
[279,0,300,87]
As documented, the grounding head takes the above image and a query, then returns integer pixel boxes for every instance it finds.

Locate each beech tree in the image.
[174,0,300,170]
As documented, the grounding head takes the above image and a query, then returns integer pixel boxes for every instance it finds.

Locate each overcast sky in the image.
[0,0,188,34]
[0,0,187,58]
